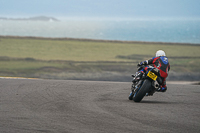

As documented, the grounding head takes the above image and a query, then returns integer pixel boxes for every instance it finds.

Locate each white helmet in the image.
[156,50,166,57]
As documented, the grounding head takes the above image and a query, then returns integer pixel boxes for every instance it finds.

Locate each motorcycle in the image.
[129,65,163,102]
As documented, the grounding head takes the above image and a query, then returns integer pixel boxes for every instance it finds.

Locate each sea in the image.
[0,18,200,44]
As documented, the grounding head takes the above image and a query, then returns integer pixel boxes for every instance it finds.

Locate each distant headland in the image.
[0,16,59,21]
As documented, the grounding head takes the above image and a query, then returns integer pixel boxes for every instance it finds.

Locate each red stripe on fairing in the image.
[145,67,148,71]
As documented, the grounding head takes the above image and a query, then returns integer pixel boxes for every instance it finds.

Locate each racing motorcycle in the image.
[129,65,163,102]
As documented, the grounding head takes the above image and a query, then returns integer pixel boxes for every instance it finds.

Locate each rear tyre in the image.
[133,79,151,102]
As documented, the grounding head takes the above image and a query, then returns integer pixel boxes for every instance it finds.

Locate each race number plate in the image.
[147,71,157,80]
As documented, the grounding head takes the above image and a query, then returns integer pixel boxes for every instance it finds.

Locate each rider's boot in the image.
[157,86,167,92]
[157,81,167,92]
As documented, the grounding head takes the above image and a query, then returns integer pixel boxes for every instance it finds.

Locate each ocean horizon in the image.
[0,18,200,44]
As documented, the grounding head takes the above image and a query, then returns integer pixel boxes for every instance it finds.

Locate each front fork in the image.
[131,80,143,94]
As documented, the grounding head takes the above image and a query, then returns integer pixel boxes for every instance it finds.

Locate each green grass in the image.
[0,36,200,79]
[1,37,199,61]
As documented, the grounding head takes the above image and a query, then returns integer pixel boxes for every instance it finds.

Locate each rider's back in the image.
[151,56,170,78]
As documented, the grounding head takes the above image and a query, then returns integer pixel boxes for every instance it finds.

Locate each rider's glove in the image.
[137,63,142,67]
[137,61,147,67]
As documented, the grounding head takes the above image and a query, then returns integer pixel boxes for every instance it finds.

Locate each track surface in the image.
[0,79,199,133]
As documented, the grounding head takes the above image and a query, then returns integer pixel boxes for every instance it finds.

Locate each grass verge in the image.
[0,36,200,81]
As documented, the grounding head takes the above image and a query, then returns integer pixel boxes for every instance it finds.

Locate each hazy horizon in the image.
[1,0,200,44]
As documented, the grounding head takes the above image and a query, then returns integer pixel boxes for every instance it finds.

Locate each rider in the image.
[132,50,170,92]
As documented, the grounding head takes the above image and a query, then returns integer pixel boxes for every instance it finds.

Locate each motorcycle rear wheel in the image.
[133,79,151,102]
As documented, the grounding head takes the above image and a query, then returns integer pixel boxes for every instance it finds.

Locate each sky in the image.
[0,0,200,19]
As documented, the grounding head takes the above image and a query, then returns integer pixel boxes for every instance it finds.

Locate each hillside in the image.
[0,16,59,21]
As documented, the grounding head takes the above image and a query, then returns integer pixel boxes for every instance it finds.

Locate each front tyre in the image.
[129,91,134,100]
[133,79,151,102]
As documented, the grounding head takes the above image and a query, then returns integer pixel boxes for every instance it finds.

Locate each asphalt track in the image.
[0,79,199,133]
